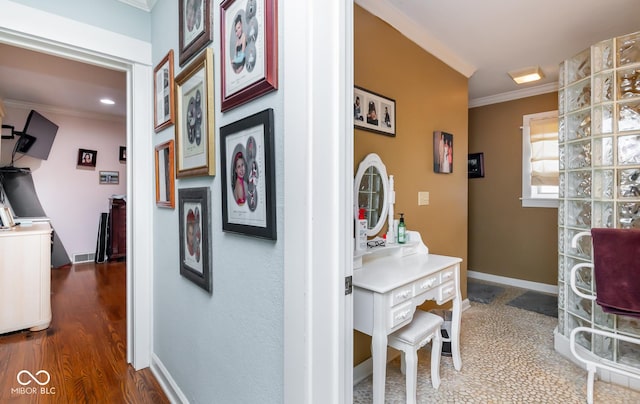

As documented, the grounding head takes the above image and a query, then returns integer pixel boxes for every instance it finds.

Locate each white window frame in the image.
[521,110,559,208]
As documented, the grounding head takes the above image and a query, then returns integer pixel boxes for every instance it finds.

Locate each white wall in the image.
[150,0,285,402]
[1,104,126,259]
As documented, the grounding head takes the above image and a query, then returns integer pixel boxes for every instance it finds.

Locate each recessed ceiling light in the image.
[508,66,544,84]
[100,98,115,105]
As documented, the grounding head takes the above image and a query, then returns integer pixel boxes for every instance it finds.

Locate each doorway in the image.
[0,3,154,370]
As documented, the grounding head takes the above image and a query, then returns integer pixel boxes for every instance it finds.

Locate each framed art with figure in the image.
[154,49,175,132]
[179,187,212,293]
[468,152,485,178]
[220,0,278,112]
[178,0,212,66]
[220,108,276,240]
[175,48,215,178]
[77,148,97,168]
[433,131,454,174]
[354,86,395,137]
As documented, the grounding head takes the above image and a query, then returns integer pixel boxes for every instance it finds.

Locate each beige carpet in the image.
[353,281,640,403]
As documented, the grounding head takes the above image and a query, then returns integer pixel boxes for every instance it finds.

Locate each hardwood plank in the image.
[0,262,168,403]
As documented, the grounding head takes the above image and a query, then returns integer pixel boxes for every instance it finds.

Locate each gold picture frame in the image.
[174,48,215,178]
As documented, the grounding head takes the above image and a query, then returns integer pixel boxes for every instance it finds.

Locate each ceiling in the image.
[1,0,640,119]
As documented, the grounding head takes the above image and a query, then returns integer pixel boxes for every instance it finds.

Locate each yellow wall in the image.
[468,93,558,285]
[353,6,469,366]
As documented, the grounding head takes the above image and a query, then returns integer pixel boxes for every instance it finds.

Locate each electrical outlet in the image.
[418,191,429,206]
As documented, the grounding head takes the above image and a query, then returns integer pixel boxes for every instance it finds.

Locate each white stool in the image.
[387,310,443,403]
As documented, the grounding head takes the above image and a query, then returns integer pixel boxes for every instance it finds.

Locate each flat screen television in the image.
[15,110,59,160]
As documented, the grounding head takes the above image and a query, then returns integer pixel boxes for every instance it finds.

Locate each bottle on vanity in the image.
[356,208,368,251]
[397,213,406,244]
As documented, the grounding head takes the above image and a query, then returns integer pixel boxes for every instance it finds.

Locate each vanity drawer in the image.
[414,275,439,294]
[389,301,414,330]
[390,284,414,306]
[437,281,456,304]
[439,266,455,284]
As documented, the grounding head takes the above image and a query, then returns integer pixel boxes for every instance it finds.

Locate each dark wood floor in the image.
[0,261,168,403]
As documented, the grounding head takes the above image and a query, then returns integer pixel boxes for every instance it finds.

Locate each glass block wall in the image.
[558,31,640,369]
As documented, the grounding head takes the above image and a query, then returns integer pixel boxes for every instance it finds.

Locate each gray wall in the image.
[150,0,285,402]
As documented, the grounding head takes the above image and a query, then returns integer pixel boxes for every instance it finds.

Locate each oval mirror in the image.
[354,153,389,237]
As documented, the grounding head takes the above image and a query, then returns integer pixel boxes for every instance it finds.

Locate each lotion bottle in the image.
[357,208,368,251]
[397,213,407,244]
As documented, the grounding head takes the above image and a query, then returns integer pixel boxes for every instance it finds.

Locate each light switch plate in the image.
[418,191,429,206]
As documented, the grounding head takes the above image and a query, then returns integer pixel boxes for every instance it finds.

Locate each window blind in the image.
[529,116,559,186]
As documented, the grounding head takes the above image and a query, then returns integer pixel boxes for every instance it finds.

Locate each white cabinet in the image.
[0,223,52,334]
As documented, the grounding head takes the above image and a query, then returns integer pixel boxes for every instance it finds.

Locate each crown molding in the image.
[469,82,558,108]
[118,0,156,12]
[355,0,476,78]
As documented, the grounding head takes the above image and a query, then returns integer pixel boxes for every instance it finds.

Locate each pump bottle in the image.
[397,213,406,244]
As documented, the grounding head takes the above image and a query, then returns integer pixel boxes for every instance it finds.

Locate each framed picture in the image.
[154,49,175,132]
[99,171,119,184]
[468,152,485,178]
[220,0,278,112]
[77,148,97,167]
[220,108,276,240]
[155,140,176,208]
[174,48,215,178]
[119,146,127,163]
[178,0,213,67]
[354,86,396,137]
[433,131,454,174]
[179,187,212,293]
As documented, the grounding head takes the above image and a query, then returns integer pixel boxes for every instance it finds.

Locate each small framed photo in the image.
[178,0,212,67]
[175,48,215,178]
[77,149,97,167]
[468,152,485,178]
[154,49,175,132]
[433,131,454,174]
[119,146,127,163]
[220,0,278,112]
[179,187,212,293]
[220,108,276,240]
[354,86,396,137]
[99,171,119,184]
[155,140,176,208]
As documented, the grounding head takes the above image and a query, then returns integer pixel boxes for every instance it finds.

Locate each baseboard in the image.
[462,298,471,312]
[354,348,401,386]
[467,270,558,295]
[150,353,189,403]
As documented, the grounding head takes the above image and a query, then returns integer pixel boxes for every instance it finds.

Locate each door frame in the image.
[0,0,154,370]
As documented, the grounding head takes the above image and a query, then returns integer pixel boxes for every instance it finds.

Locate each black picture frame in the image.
[220,108,276,240]
[119,146,126,163]
[468,152,485,178]
[77,148,97,167]
[179,187,212,293]
[354,86,396,137]
[178,0,213,67]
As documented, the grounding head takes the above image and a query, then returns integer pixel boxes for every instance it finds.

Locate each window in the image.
[521,110,559,208]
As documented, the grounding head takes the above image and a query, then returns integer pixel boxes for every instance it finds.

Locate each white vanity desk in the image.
[352,153,463,403]
[353,234,462,404]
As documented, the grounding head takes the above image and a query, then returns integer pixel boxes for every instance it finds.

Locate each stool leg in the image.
[400,351,406,375]
[431,331,442,389]
[405,348,418,404]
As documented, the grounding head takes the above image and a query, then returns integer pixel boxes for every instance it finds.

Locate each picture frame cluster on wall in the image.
[151,0,281,292]
[353,86,396,137]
